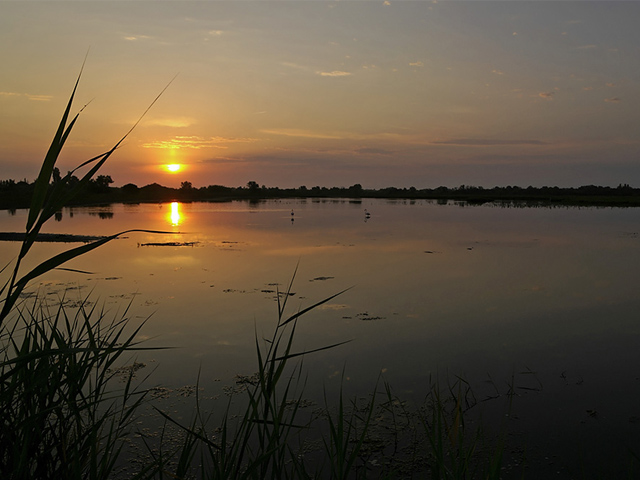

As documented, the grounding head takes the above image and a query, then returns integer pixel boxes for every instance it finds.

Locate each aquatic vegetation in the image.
[0,295,155,479]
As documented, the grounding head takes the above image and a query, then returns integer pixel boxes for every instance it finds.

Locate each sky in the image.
[1,1,639,189]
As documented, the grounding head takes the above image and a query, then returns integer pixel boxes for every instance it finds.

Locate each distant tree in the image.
[246,181,260,195]
[348,184,363,196]
[121,183,139,195]
[52,167,62,184]
[65,171,81,189]
[180,181,193,191]
[89,174,114,193]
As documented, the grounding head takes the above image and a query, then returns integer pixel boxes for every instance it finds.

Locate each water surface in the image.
[2,198,640,476]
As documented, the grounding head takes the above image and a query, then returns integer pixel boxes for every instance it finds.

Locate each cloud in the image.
[281,62,315,74]
[491,69,504,75]
[354,147,394,155]
[604,97,621,103]
[260,128,343,139]
[539,91,554,99]
[583,87,593,91]
[199,156,244,164]
[143,117,197,128]
[606,82,616,87]
[383,0,391,5]
[431,138,547,146]
[409,61,424,67]
[317,70,352,77]
[142,135,258,149]
[0,91,52,101]
[26,94,53,101]
[123,35,152,41]
[208,30,224,36]
[210,136,258,144]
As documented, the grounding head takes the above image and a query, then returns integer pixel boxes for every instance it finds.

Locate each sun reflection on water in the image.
[168,202,182,226]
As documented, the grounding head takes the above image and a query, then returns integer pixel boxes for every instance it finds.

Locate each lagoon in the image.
[2,198,640,477]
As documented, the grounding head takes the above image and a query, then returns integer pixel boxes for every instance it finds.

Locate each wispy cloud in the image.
[143,117,197,128]
[409,61,424,67]
[260,128,343,139]
[539,91,554,100]
[354,147,394,155]
[491,69,504,75]
[281,62,314,73]
[0,91,52,101]
[606,82,616,87]
[317,70,352,77]
[431,138,547,146]
[123,34,152,41]
[604,97,621,103]
[142,135,258,149]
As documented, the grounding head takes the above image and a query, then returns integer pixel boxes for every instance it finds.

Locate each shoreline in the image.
[3,192,640,211]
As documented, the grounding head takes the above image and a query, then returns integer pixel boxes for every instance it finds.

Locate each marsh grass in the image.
[0,66,512,479]
[0,63,173,479]
[142,290,512,480]
[0,60,172,325]
[0,295,157,479]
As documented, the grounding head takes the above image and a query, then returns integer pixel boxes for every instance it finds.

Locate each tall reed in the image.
[0,63,171,479]
[0,296,154,479]
[0,60,172,324]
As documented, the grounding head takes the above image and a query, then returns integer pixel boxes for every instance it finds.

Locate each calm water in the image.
[3,198,640,476]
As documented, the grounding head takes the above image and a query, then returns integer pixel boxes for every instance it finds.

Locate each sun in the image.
[164,164,182,173]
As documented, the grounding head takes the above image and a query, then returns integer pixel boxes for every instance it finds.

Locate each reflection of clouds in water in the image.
[265,244,356,256]
[133,255,199,266]
[319,303,349,311]
[458,238,541,249]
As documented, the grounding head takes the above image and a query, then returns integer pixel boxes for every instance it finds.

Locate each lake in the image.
[2,198,640,477]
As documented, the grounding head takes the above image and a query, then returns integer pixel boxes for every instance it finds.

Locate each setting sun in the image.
[165,164,182,173]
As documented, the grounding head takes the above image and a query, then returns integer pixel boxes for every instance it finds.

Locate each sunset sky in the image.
[1,1,639,189]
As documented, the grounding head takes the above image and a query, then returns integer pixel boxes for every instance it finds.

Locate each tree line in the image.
[2,174,640,209]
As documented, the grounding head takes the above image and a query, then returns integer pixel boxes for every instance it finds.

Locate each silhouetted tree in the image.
[89,175,113,193]
[348,184,363,196]
[246,181,260,195]
[52,167,62,184]
[121,183,139,195]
